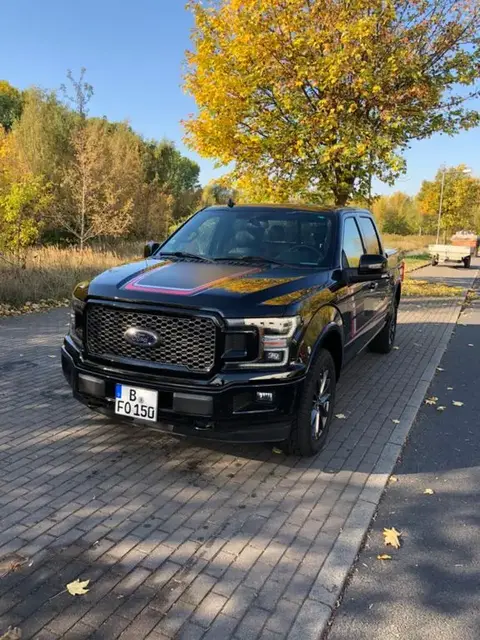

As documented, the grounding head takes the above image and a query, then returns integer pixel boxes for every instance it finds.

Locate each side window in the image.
[358,217,382,255]
[342,218,364,268]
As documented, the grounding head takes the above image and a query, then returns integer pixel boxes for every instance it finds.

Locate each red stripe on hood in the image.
[123,263,260,296]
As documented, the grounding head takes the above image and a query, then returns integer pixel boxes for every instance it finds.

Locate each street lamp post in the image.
[435,166,472,244]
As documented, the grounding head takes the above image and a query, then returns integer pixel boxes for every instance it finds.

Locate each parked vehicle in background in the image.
[62,205,403,456]
[451,230,480,257]
[428,242,473,268]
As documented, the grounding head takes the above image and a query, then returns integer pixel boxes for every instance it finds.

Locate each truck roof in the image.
[206,204,372,216]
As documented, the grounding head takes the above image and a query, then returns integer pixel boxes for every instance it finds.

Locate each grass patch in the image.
[383,234,435,252]
[404,253,431,273]
[0,243,141,314]
[403,278,463,297]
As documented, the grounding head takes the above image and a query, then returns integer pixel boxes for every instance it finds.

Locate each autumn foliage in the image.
[184,0,480,205]
[0,74,202,263]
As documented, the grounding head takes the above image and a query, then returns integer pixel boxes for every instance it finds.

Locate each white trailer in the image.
[428,244,473,268]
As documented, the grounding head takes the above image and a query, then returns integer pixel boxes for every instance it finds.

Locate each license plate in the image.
[115,384,158,422]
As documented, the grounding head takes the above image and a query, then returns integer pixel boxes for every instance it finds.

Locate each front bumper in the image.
[61,338,305,444]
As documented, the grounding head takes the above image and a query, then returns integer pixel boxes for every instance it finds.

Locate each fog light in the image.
[256,391,274,403]
[265,351,284,363]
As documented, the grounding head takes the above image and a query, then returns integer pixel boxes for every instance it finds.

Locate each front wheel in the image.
[369,301,398,354]
[463,256,471,268]
[285,348,336,457]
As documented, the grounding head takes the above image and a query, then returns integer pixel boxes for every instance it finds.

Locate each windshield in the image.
[157,207,337,267]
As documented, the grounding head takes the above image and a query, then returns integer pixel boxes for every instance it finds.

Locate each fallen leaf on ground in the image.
[66,579,90,596]
[0,627,22,640]
[425,396,438,405]
[452,401,464,407]
[272,447,283,454]
[389,476,398,483]
[335,413,346,419]
[447,387,453,391]
[423,488,434,495]
[391,419,400,424]
[393,346,400,350]
[383,527,402,549]
[437,406,446,412]
[436,367,444,371]
[377,554,392,560]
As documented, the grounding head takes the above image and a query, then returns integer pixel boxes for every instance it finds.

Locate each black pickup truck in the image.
[62,205,403,456]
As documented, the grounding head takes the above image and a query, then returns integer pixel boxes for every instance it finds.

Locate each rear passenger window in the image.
[342,218,364,268]
[359,217,382,255]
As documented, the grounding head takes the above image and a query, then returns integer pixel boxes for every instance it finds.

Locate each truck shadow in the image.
[0,296,474,638]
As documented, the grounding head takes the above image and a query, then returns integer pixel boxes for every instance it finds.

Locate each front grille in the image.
[86,305,217,373]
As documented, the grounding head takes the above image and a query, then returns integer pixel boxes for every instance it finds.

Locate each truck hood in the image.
[84,258,330,317]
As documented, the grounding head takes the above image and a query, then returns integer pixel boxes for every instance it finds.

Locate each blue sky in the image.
[1,0,479,196]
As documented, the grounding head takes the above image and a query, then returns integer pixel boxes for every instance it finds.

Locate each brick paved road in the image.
[0,265,476,640]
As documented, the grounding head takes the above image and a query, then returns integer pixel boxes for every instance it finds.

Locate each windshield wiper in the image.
[157,251,214,263]
[214,255,286,266]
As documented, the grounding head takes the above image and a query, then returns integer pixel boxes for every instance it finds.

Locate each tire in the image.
[284,348,336,457]
[431,259,438,266]
[369,300,398,354]
[463,256,471,268]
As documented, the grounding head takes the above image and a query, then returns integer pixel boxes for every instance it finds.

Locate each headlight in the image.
[70,297,85,345]
[225,316,302,368]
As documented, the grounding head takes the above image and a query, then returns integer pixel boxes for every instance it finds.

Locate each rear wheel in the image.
[463,256,471,268]
[369,300,398,354]
[285,348,336,457]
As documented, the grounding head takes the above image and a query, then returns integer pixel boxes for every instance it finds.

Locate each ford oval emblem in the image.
[124,327,160,348]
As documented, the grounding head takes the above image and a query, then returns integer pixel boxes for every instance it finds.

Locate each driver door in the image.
[341,217,370,358]
[357,216,390,333]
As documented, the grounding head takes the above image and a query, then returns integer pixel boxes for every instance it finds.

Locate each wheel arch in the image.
[298,304,344,382]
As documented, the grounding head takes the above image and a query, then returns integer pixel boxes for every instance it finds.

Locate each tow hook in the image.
[194,421,214,431]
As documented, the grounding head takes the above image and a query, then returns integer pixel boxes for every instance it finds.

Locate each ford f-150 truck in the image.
[62,204,403,456]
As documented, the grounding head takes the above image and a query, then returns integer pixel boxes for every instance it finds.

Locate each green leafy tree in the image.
[417,166,480,235]
[0,81,23,132]
[373,192,421,235]
[12,87,75,182]
[0,125,51,264]
[0,175,51,265]
[185,0,480,205]
[201,182,238,206]
[142,140,201,219]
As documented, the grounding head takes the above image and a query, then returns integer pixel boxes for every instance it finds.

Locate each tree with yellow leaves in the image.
[53,119,143,249]
[417,166,480,234]
[184,0,480,205]
[0,129,52,265]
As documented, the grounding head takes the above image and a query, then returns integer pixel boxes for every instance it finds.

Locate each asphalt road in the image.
[326,271,480,640]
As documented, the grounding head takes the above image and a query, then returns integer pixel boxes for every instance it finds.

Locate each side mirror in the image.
[144,241,160,259]
[358,254,387,276]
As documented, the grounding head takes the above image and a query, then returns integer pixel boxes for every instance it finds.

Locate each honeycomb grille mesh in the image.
[86,305,216,372]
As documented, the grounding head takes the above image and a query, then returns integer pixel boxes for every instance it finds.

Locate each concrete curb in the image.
[301,285,475,640]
